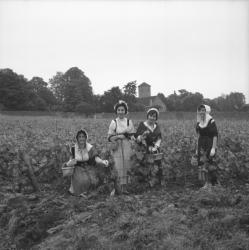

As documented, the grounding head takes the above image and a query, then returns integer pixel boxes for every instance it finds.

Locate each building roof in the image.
[138,82,150,88]
[137,96,158,106]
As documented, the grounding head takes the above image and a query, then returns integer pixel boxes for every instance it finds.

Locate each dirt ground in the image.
[1,175,249,250]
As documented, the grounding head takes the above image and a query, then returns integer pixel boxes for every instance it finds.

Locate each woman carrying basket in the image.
[195,104,219,189]
[107,100,135,194]
[135,108,163,185]
[64,129,109,196]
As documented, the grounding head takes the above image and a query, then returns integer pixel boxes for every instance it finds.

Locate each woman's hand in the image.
[152,146,158,153]
[67,159,77,167]
[210,148,216,157]
[117,134,125,140]
[102,160,109,167]
[142,130,150,138]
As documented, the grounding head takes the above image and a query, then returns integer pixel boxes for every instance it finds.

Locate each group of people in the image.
[64,100,219,196]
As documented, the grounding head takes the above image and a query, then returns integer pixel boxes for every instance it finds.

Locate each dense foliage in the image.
[0,68,248,113]
[0,115,249,249]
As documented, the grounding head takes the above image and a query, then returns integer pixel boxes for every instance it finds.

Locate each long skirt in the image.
[69,164,98,195]
[112,139,133,185]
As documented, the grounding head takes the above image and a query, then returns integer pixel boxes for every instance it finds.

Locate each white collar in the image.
[75,142,92,152]
[116,117,126,122]
[144,121,156,132]
[197,113,212,128]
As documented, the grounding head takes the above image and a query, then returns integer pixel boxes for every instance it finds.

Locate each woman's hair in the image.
[114,100,128,114]
[76,129,88,140]
[197,104,211,113]
[147,108,159,120]
[197,104,206,112]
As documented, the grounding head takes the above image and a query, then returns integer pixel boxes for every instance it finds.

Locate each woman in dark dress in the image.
[135,108,162,185]
[196,104,218,189]
[135,108,162,153]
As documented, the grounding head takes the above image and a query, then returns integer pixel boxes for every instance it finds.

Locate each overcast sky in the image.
[0,0,248,102]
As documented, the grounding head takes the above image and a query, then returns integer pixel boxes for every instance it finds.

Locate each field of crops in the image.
[1,114,249,249]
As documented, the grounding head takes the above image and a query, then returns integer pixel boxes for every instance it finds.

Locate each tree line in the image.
[0,67,248,114]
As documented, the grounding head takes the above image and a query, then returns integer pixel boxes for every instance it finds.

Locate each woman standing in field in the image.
[107,100,135,194]
[65,129,109,196]
[135,108,163,185]
[195,104,219,189]
[135,108,162,153]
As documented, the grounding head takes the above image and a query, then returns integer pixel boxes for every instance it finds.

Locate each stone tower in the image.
[138,82,151,98]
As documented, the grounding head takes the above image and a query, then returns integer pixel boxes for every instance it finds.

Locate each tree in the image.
[123,81,137,97]
[49,67,94,111]
[29,77,57,110]
[226,92,245,110]
[211,92,245,111]
[0,68,31,110]
[100,86,123,112]
[181,92,203,111]
[49,72,66,104]
[122,81,137,109]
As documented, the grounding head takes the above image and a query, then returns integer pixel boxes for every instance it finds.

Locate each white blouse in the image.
[74,142,93,161]
[108,117,135,135]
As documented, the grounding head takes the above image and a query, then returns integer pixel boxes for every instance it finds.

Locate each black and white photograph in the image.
[0,0,249,249]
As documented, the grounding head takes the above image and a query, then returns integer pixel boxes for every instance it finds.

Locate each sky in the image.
[0,0,248,103]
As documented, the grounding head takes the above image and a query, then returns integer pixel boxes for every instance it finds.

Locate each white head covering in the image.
[75,129,92,151]
[114,100,128,114]
[147,108,159,120]
[197,104,213,128]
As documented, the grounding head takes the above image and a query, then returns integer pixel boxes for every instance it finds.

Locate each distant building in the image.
[138,82,151,98]
[137,82,167,112]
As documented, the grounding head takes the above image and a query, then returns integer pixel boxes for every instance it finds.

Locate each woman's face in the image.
[117,106,126,118]
[148,112,157,124]
[77,133,87,146]
[199,107,206,120]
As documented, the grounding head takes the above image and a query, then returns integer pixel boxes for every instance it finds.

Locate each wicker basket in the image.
[147,153,164,161]
[61,166,75,177]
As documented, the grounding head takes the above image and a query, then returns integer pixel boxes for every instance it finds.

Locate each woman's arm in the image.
[195,132,199,155]
[209,120,218,156]
[154,138,162,148]
[135,122,149,142]
[108,120,126,142]
[95,156,108,166]
[66,158,77,167]
[210,136,218,156]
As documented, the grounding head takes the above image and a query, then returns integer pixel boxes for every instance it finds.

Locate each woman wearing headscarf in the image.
[66,129,109,196]
[135,108,162,153]
[135,108,163,185]
[196,104,219,189]
[107,100,135,194]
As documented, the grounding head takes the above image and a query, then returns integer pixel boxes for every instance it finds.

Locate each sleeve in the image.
[154,125,162,147]
[70,146,75,159]
[209,120,218,138]
[134,122,145,138]
[107,120,116,141]
[88,147,99,164]
[157,125,162,139]
[128,119,135,134]
[66,146,74,166]
[195,122,200,134]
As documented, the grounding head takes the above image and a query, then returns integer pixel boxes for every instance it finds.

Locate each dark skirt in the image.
[69,163,99,195]
[197,136,218,185]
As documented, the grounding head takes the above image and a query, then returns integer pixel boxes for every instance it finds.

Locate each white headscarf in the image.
[75,129,92,152]
[197,104,213,128]
[147,108,159,120]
